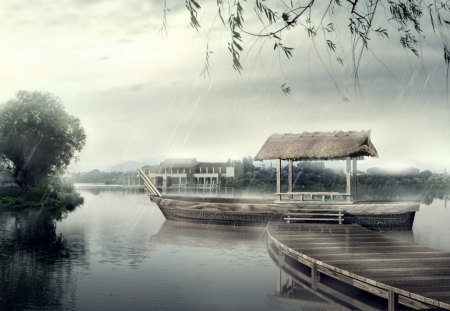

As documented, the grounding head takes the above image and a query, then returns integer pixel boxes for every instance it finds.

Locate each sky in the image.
[0,0,449,172]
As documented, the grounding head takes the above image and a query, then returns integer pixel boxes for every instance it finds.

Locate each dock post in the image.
[311,262,320,290]
[276,246,285,294]
[388,290,398,311]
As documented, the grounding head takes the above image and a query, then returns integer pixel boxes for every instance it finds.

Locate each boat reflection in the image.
[153,221,378,311]
[154,220,267,249]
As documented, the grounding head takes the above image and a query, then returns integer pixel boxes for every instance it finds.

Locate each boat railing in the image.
[275,192,352,203]
[284,209,344,224]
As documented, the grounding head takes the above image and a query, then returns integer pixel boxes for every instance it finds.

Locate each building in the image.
[129,158,237,191]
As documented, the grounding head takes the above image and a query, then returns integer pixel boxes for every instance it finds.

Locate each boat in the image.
[142,131,420,230]
[150,195,419,230]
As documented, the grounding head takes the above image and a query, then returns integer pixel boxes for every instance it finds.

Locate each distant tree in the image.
[419,170,433,179]
[242,156,254,173]
[0,91,86,188]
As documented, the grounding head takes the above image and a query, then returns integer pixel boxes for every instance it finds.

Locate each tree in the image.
[242,156,254,173]
[0,91,86,188]
[179,0,449,90]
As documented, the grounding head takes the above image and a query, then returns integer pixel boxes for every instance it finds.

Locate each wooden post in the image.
[346,157,352,202]
[288,160,293,199]
[276,159,281,201]
[276,246,284,294]
[311,263,319,290]
[388,290,398,311]
[352,158,357,202]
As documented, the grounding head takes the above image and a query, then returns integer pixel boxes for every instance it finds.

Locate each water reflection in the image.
[385,195,450,252]
[267,242,390,311]
[2,189,450,310]
[358,188,449,206]
[0,207,82,310]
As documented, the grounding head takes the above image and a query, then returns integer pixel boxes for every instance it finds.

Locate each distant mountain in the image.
[104,156,164,172]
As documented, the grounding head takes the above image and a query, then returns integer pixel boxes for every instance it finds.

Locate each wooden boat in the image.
[150,195,419,230]
[138,128,420,231]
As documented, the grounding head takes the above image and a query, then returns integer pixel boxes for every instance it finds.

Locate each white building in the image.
[137,158,238,190]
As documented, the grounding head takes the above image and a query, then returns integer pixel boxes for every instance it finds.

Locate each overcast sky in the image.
[0,0,448,172]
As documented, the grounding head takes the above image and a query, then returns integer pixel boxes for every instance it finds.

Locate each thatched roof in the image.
[254,131,378,161]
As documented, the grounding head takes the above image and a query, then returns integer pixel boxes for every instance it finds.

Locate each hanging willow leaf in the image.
[186,0,201,31]
[255,0,277,23]
[375,27,389,38]
[326,40,336,52]
[281,83,291,94]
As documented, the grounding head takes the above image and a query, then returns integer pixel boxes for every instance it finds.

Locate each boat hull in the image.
[150,196,419,230]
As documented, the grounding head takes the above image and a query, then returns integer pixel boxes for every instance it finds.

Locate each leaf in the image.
[375,27,389,38]
[281,83,291,95]
[306,25,316,37]
[326,23,335,32]
[326,39,336,52]
[255,0,277,24]
[272,33,281,40]
[186,0,202,31]
[444,45,450,65]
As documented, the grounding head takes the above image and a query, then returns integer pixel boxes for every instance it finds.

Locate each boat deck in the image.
[267,222,450,310]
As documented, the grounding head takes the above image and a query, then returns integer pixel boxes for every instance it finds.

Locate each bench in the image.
[284,209,344,224]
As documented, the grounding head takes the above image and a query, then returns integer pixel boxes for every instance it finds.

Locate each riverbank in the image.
[0,186,83,213]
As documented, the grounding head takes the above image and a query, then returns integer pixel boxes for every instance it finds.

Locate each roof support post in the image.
[346,157,352,202]
[352,158,357,202]
[288,160,293,199]
[276,159,281,201]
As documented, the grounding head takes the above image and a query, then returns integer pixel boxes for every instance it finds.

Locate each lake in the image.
[1,189,449,310]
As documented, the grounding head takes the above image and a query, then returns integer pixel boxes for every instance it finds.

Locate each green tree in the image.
[0,91,86,188]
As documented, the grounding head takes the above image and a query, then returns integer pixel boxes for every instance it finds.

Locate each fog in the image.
[0,0,448,172]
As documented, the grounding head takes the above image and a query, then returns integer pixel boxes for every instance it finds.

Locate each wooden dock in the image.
[267,222,450,310]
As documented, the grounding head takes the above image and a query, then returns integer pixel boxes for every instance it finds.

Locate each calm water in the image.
[1,190,449,310]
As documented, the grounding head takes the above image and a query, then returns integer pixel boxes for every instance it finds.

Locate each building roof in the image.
[160,158,198,168]
[197,162,230,168]
[254,131,378,161]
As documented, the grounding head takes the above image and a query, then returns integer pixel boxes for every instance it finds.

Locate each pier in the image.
[267,222,450,310]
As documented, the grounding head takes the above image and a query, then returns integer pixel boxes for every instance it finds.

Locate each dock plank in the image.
[267,222,450,310]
